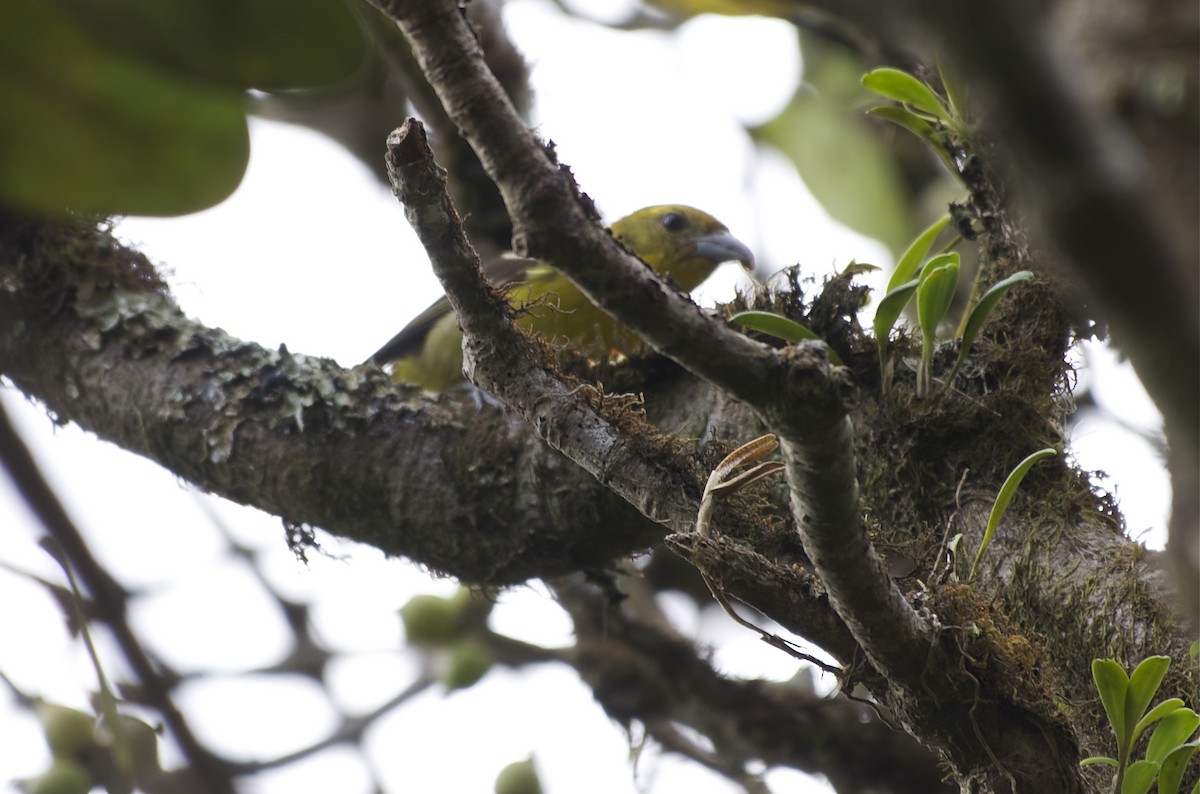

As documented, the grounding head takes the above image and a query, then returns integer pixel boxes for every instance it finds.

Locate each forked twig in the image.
[695,434,785,538]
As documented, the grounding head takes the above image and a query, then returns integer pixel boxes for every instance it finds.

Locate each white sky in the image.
[0,3,1168,793]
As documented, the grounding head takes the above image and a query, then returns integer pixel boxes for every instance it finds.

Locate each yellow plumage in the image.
[369,205,754,391]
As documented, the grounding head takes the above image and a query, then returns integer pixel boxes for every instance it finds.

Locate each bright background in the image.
[0,2,1167,793]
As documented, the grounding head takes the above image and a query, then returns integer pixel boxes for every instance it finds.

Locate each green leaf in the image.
[58,0,365,90]
[946,270,1034,386]
[1080,756,1120,768]
[918,252,960,283]
[730,312,842,365]
[889,214,951,292]
[1136,699,1188,745]
[867,105,937,140]
[866,106,961,177]
[1094,659,1131,754]
[968,448,1057,580]
[1128,657,1173,746]
[861,68,953,124]
[936,58,969,127]
[915,259,958,397]
[731,311,821,343]
[1146,708,1199,764]
[1122,759,1159,794]
[958,270,1033,347]
[916,256,959,337]
[875,279,920,338]
[0,0,249,215]
[756,85,912,256]
[874,278,919,384]
[1158,741,1199,794]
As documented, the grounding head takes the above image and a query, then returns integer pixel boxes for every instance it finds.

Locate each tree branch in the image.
[368,2,1192,787]
[785,0,1199,628]
[376,0,942,716]
[919,0,1200,628]
[0,210,699,585]
[553,578,954,794]
[3,3,1194,787]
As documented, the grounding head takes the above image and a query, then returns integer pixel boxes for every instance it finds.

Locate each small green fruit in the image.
[26,759,93,794]
[441,642,494,690]
[494,757,542,794]
[36,703,96,760]
[451,586,494,624]
[400,594,463,646]
[400,589,494,647]
[97,713,161,782]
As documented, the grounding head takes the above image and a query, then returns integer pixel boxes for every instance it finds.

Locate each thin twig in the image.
[0,401,237,793]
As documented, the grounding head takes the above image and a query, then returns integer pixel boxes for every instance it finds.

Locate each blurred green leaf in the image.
[866,106,960,177]
[755,49,911,256]
[441,641,494,690]
[58,0,365,90]
[918,252,959,284]
[862,67,952,124]
[916,256,959,338]
[495,757,543,794]
[0,0,249,215]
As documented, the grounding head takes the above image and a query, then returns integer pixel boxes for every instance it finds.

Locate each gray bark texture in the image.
[1,0,1196,791]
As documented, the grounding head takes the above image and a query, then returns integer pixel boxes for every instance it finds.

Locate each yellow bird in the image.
[368,205,755,390]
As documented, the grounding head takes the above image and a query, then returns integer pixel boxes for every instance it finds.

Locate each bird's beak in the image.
[694,231,756,272]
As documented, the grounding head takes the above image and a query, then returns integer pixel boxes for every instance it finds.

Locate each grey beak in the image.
[695,231,756,272]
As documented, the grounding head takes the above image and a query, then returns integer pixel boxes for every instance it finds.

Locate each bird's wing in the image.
[367,295,453,364]
[366,254,539,365]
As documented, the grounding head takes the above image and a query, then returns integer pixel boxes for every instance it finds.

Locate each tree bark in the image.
[2,0,1196,790]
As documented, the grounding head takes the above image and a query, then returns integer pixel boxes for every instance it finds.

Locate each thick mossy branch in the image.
[0,209,701,584]
[2,198,1193,790]
[3,2,1196,788]
[368,4,1158,790]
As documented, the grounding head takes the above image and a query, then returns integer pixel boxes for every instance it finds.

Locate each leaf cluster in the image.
[0,0,364,215]
[1085,656,1200,794]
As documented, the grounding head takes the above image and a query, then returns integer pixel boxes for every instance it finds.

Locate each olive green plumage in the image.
[368,205,754,390]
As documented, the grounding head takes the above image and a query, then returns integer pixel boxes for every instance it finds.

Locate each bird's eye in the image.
[660,212,688,233]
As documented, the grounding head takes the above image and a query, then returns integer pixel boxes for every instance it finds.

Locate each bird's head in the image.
[611,205,755,292]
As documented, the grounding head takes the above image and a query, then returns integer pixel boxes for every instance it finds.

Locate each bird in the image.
[367,204,755,391]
